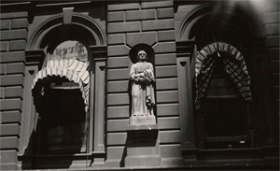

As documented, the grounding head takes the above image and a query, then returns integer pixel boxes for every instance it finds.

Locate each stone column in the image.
[88,46,107,165]
[176,41,197,160]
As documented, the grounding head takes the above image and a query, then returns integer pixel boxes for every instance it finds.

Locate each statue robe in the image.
[129,62,155,116]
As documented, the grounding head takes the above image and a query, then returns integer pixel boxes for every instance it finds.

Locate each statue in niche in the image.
[129,50,156,124]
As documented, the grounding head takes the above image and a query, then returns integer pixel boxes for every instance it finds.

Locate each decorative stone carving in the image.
[129,50,156,125]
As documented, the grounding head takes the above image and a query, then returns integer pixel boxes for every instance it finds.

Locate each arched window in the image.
[32,41,90,154]
[195,42,252,149]
[176,3,258,150]
[19,13,107,169]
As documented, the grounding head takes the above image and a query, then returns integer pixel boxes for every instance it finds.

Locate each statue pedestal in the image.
[129,115,156,125]
[125,124,161,167]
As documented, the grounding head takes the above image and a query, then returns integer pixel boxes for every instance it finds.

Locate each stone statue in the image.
[129,50,156,124]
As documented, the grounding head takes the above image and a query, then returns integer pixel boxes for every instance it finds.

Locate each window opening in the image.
[195,42,252,149]
[32,41,90,154]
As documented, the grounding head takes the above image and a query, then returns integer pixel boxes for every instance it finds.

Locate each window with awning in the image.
[195,42,252,106]
[195,42,252,149]
[32,41,90,154]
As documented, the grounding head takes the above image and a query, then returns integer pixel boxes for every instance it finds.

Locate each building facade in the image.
[0,0,279,170]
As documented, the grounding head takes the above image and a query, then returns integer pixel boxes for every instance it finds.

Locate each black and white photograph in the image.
[0,0,279,170]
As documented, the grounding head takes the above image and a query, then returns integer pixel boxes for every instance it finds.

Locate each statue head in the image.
[137,50,147,61]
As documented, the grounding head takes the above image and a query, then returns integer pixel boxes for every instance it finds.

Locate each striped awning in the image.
[32,59,90,112]
[195,42,252,105]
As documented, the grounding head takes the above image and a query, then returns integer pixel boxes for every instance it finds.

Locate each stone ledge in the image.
[127,124,158,143]
[129,115,157,126]
[125,155,161,167]
[127,124,158,131]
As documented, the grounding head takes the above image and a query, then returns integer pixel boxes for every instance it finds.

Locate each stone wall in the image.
[263,0,280,145]
[0,9,29,170]
[106,0,182,166]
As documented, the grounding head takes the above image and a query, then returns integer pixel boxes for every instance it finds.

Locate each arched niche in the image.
[129,43,155,64]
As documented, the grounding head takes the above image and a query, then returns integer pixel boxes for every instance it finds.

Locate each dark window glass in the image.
[201,58,249,149]
[40,80,86,154]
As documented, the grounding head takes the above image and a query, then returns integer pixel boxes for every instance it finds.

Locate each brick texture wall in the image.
[0,11,28,170]
[106,0,182,166]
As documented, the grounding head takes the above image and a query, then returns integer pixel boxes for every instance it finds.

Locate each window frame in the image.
[19,46,107,167]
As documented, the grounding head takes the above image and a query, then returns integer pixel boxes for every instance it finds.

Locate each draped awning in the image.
[32,59,90,112]
[195,42,252,105]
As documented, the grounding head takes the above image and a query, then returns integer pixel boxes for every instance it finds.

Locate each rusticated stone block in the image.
[157,8,174,19]
[11,18,28,29]
[142,19,174,31]
[156,91,178,103]
[265,24,279,35]
[0,150,17,166]
[5,86,23,98]
[156,78,178,90]
[157,103,179,116]
[0,64,6,75]
[107,56,130,68]
[1,20,10,30]
[126,9,156,21]
[0,52,25,63]
[0,41,8,52]
[108,34,126,45]
[108,22,140,33]
[158,30,175,41]
[0,124,20,136]
[108,11,124,22]
[107,68,130,80]
[160,144,182,157]
[0,98,22,111]
[0,29,27,41]
[0,137,18,149]
[0,75,24,86]
[107,80,129,93]
[263,12,280,23]
[141,1,173,9]
[261,0,279,12]
[153,42,176,53]
[126,32,157,47]
[107,147,125,160]
[155,53,176,65]
[0,12,28,19]
[155,65,177,77]
[107,119,129,132]
[1,111,21,123]
[107,93,129,105]
[107,106,129,119]
[0,87,4,98]
[108,3,139,11]
[9,40,26,51]
[107,132,127,145]
[7,63,25,74]
[160,130,181,143]
[108,45,130,56]
[158,117,180,130]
